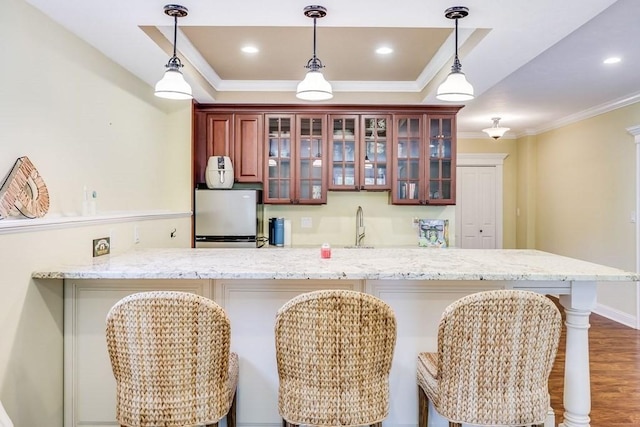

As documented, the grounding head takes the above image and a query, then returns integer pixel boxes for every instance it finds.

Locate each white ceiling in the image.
[24,0,640,137]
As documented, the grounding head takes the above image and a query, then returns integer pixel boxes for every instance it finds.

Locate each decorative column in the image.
[559,281,596,427]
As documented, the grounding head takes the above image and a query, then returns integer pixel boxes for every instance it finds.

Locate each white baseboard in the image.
[593,303,638,329]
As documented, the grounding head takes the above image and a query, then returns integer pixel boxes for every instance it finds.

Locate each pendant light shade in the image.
[436,6,474,102]
[437,70,474,102]
[155,65,192,100]
[296,5,333,101]
[482,117,510,140]
[296,71,333,101]
[155,4,192,100]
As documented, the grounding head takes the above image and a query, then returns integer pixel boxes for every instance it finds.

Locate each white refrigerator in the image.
[194,188,264,248]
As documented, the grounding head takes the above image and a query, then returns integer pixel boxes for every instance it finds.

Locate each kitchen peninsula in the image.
[34,248,638,427]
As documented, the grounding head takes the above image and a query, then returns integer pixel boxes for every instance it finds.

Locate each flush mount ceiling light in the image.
[436,6,474,102]
[482,117,510,140]
[296,5,333,101]
[154,4,193,100]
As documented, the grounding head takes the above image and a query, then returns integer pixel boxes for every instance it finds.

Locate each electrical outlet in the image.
[301,217,313,228]
[134,226,140,244]
[93,237,110,257]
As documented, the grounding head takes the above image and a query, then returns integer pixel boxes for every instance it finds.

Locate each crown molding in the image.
[533,91,640,135]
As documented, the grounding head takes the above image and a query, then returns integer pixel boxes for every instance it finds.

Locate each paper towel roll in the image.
[284,219,292,247]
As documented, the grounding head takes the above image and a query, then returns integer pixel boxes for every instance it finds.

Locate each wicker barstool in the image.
[417,289,562,427]
[105,291,238,427]
[275,289,397,427]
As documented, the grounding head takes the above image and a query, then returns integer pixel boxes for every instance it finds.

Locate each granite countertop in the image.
[31,247,639,282]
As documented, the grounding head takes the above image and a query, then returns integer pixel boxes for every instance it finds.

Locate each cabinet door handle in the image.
[479,229,483,233]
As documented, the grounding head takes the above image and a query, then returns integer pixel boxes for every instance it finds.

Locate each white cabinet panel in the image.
[64,280,210,427]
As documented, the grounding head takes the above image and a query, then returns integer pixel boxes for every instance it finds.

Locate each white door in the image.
[457,166,497,249]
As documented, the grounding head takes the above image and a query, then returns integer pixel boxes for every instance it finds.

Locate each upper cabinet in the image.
[391,114,457,205]
[329,115,390,191]
[193,104,462,205]
[192,111,262,184]
[427,115,456,205]
[265,115,327,204]
[234,114,263,183]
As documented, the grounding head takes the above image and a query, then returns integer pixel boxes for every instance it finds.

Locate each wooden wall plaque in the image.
[0,156,50,219]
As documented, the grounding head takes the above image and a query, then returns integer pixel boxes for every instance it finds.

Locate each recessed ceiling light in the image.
[603,56,621,64]
[241,46,259,54]
[376,47,393,55]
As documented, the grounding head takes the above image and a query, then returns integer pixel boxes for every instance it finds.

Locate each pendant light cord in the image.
[305,15,324,72]
[166,12,183,69]
[451,17,462,73]
[172,14,178,59]
[312,17,317,62]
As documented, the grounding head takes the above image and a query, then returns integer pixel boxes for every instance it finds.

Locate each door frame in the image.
[627,125,640,329]
[456,153,508,249]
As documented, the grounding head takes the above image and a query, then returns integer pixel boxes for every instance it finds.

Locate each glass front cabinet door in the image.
[264,114,326,204]
[329,115,358,190]
[428,115,455,205]
[361,115,390,190]
[329,114,390,191]
[296,115,327,204]
[392,114,456,205]
[265,115,294,203]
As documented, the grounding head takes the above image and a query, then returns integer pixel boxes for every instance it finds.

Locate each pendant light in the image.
[482,117,510,140]
[154,4,193,100]
[436,6,474,102]
[296,5,333,101]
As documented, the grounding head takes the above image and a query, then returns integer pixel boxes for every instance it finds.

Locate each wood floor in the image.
[549,302,640,426]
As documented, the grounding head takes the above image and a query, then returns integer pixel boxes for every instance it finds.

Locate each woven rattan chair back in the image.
[275,290,397,427]
[419,289,562,427]
[106,291,238,427]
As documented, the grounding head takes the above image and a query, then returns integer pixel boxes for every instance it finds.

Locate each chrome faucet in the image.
[355,206,365,247]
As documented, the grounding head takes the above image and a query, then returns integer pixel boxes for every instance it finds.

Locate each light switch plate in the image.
[301,217,313,228]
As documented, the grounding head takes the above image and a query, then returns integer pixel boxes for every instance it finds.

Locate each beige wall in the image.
[534,105,639,317]
[266,192,455,248]
[516,135,538,248]
[0,0,192,424]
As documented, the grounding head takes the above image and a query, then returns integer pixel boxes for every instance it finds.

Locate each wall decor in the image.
[0,156,50,219]
[418,219,449,247]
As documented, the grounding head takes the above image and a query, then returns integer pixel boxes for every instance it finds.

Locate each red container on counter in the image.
[320,243,332,259]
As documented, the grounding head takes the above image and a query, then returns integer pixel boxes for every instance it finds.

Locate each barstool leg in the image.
[226,392,237,427]
[418,387,429,427]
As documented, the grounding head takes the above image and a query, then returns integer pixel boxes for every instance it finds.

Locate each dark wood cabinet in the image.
[192,111,262,185]
[193,104,462,205]
[264,115,327,204]
[234,114,263,183]
[427,115,456,205]
[391,114,457,205]
[328,114,390,191]
[193,113,232,184]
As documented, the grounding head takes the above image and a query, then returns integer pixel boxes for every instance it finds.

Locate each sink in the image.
[343,245,375,249]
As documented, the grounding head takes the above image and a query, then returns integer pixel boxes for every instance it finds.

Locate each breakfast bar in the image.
[33,248,638,427]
